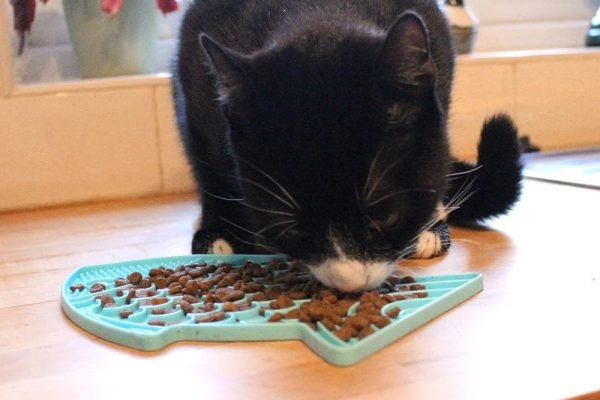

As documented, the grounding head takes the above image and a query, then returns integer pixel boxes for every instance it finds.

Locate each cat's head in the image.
[201,12,450,292]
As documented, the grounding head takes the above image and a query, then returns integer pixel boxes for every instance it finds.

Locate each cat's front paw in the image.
[410,222,451,259]
[191,229,251,254]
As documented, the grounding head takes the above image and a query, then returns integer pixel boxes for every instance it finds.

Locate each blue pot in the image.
[63,0,160,78]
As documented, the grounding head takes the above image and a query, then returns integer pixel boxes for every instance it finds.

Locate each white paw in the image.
[412,231,444,259]
[208,238,234,255]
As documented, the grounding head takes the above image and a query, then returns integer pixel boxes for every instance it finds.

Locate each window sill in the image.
[1,47,599,212]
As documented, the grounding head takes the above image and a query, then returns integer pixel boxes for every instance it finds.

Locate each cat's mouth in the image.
[307,258,395,293]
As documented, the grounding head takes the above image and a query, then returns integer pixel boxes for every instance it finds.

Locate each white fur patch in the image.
[436,201,448,221]
[309,259,395,292]
[208,239,234,255]
[412,230,443,259]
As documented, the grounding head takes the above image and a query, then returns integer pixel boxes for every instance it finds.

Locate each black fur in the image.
[171,0,522,279]
[448,114,523,224]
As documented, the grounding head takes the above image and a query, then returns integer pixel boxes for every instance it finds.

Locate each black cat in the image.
[171,0,522,292]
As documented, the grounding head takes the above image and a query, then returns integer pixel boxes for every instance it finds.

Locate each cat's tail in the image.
[446,113,523,223]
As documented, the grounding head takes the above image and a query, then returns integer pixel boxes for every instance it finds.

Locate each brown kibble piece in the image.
[410,284,426,291]
[114,278,128,287]
[385,306,401,318]
[269,294,294,310]
[154,277,168,289]
[149,268,165,277]
[127,272,142,284]
[138,278,152,289]
[126,289,136,304]
[168,284,183,295]
[358,326,375,340]
[252,292,267,301]
[119,309,133,319]
[196,312,226,323]
[287,288,307,300]
[223,302,239,312]
[182,294,199,304]
[345,315,370,330]
[368,315,391,329]
[90,283,106,293]
[96,294,114,307]
[334,327,354,342]
[320,317,337,331]
[150,297,168,305]
[218,288,245,302]
[185,280,199,294]
[400,276,416,284]
[178,300,194,315]
[268,312,284,322]
[69,283,84,292]
[264,287,281,300]
[148,320,165,326]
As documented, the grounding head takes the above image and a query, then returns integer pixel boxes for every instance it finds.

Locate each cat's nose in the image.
[310,259,368,292]
[308,259,394,292]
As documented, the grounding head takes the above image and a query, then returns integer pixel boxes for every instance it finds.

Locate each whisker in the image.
[367,188,436,208]
[272,222,299,243]
[225,229,281,254]
[239,157,300,210]
[255,219,297,237]
[203,190,244,202]
[362,145,386,197]
[239,202,296,217]
[365,158,403,202]
[446,164,483,178]
[238,176,295,210]
[219,216,262,238]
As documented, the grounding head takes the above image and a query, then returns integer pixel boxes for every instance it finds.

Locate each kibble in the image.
[95,294,114,307]
[267,312,284,322]
[69,283,85,292]
[385,306,401,318]
[114,278,128,287]
[127,272,142,284]
[90,283,106,293]
[196,312,226,323]
[96,260,426,337]
[178,300,194,315]
[150,297,168,305]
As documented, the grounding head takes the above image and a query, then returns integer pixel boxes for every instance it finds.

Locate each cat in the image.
[171,0,522,292]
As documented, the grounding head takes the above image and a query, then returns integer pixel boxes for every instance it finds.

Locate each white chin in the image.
[308,259,394,292]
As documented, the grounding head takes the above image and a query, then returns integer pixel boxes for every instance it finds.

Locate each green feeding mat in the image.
[61,255,483,366]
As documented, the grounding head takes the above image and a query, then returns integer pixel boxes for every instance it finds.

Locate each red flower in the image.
[100,0,125,17]
[156,0,179,15]
[10,0,180,54]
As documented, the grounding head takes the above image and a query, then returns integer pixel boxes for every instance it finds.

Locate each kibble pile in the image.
[69,259,428,342]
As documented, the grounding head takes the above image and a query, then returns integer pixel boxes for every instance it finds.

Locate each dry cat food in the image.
[63,255,483,365]
[68,258,431,342]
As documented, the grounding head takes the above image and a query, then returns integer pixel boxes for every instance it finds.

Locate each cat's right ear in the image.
[376,12,436,93]
[199,34,251,100]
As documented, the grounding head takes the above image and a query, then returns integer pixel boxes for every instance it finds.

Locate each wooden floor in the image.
[1,180,599,400]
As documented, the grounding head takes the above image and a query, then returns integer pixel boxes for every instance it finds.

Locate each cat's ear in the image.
[199,34,251,100]
[377,12,436,92]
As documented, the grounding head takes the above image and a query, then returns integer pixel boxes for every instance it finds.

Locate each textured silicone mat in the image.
[61,255,483,366]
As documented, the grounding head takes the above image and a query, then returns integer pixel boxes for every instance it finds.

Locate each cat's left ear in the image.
[377,12,436,92]
[199,34,252,100]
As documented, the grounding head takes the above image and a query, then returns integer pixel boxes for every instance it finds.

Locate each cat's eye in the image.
[368,211,401,233]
